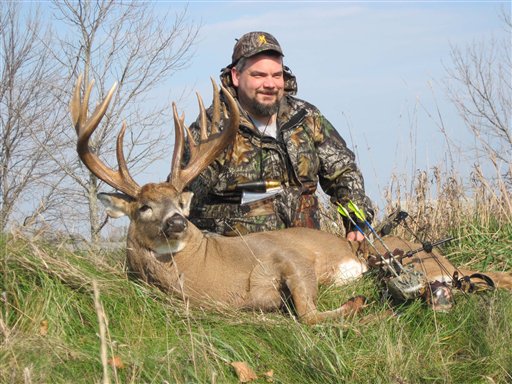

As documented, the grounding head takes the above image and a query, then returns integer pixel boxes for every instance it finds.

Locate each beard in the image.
[246,91,282,117]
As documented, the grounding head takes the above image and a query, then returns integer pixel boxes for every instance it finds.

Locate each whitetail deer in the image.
[71,75,512,324]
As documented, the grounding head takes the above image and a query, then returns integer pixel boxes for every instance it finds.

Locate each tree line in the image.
[1,1,199,242]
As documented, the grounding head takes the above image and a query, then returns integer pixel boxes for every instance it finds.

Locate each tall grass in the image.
[381,163,511,242]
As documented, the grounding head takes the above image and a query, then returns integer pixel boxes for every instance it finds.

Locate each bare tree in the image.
[49,0,199,242]
[0,3,67,232]
[445,8,511,178]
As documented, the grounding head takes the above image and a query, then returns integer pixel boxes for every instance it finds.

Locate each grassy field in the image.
[1,219,511,383]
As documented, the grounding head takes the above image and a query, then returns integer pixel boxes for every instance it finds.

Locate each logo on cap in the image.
[258,34,267,46]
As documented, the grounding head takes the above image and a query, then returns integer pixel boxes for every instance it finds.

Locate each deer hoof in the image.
[341,295,368,316]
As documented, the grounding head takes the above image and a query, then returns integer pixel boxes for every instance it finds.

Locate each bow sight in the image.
[371,209,456,309]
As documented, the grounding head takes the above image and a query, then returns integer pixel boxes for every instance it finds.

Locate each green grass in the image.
[1,225,511,383]
[446,221,512,271]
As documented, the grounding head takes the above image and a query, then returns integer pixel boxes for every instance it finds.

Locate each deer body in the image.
[100,183,368,323]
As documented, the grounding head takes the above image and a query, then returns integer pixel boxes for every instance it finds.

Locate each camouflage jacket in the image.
[180,70,373,236]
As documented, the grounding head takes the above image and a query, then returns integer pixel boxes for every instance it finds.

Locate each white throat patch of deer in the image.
[71,75,512,325]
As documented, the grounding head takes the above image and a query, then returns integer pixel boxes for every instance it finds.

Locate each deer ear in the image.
[98,192,133,218]
[179,191,194,217]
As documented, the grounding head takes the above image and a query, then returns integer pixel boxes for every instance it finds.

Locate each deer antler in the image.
[70,74,141,197]
[170,78,239,192]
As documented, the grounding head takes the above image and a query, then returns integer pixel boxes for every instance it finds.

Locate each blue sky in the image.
[156,1,508,209]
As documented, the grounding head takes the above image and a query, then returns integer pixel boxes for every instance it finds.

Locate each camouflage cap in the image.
[229,31,284,67]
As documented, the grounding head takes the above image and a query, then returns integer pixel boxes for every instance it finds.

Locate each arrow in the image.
[347,200,405,273]
[337,203,400,277]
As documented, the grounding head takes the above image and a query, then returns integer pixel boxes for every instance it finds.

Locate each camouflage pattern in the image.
[229,31,284,67]
[179,69,373,236]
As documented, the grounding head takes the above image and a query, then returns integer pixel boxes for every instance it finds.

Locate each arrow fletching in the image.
[337,203,350,217]
[347,200,366,222]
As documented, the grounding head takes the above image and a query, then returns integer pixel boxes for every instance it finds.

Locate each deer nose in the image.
[163,213,187,236]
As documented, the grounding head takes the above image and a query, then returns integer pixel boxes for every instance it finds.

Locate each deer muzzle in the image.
[163,213,188,237]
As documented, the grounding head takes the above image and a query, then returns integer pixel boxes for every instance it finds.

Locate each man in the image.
[182,31,373,241]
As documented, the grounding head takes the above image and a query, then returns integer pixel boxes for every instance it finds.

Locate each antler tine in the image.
[195,78,221,139]
[210,77,220,134]
[169,81,239,192]
[71,74,141,197]
[220,85,240,136]
[170,101,202,192]
[116,121,139,189]
[196,92,208,142]
[70,73,88,132]
[170,102,186,190]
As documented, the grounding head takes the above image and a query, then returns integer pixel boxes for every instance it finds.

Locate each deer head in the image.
[70,74,239,253]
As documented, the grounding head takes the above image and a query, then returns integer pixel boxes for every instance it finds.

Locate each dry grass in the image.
[380,162,511,241]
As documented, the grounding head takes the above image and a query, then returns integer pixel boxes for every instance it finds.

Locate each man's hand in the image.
[346,231,364,242]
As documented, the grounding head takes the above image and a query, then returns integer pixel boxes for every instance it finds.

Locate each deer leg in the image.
[279,259,319,324]
[405,254,512,291]
[300,296,367,325]
[455,268,512,290]
[277,256,365,325]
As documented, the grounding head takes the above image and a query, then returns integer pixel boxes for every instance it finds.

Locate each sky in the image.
[152,1,509,211]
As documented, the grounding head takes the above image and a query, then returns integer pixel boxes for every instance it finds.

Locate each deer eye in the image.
[139,204,152,213]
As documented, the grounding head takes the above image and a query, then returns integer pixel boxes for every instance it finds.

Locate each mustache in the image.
[256,90,279,96]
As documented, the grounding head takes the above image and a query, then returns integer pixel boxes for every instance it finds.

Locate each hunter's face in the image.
[231,54,284,119]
